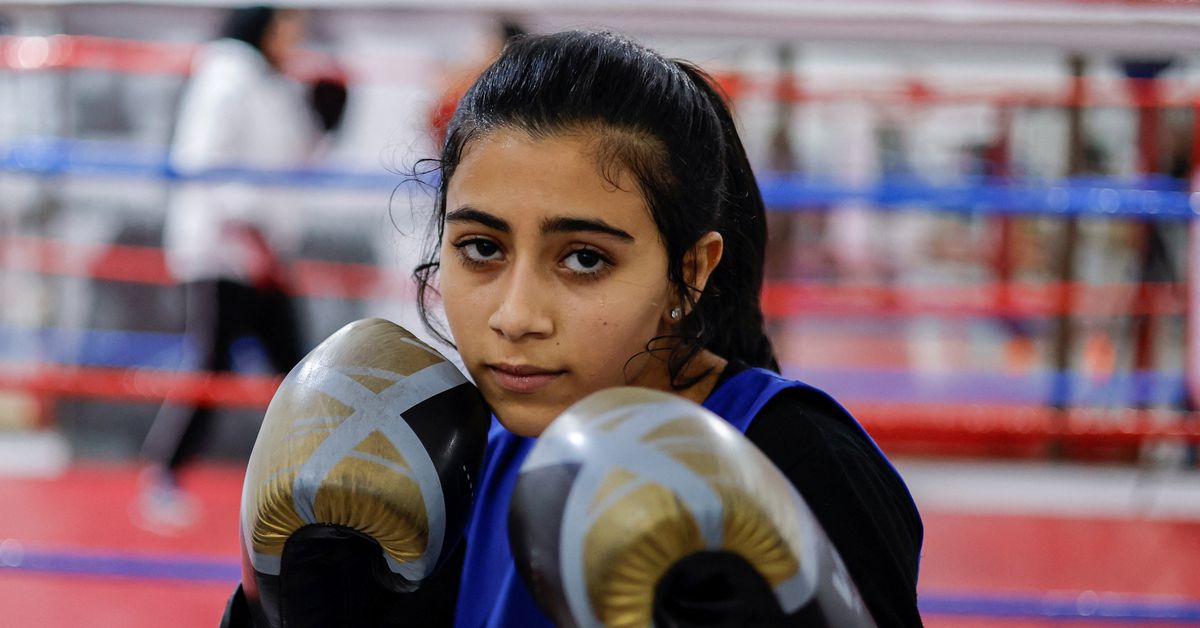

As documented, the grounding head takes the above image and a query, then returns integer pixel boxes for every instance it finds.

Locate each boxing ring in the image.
[3,31,1200,627]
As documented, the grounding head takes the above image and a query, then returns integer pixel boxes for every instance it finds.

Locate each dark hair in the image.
[219,6,275,52]
[414,31,778,384]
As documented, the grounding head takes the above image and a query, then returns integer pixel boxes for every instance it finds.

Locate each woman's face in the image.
[439,128,677,437]
[262,10,306,70]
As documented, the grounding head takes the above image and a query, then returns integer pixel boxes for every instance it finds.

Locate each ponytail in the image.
[674,62,780,373]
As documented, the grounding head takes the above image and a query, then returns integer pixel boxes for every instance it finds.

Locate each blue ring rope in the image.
[922,590,1200,622]
[1,138,1194,219]
[3,547,1199,621]
[0,547,239,583]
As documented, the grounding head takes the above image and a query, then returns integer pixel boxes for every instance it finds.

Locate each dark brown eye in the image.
[470,240,499,258]
[564,248,611,275]
[455,238,502,264]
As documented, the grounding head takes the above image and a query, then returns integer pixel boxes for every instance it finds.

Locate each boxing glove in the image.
[508,387,876,628]
[308,76,348,133]
[234,318,490,628]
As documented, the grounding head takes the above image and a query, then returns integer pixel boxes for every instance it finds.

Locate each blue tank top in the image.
[452,368,879,627]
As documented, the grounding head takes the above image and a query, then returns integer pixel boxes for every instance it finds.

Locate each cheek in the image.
[567,292,664,378]
[437,253,483,343]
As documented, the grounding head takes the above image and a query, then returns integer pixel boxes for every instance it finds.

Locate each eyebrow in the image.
[446,206,635,242]
[541,216,634,241]
[446,207,509,232]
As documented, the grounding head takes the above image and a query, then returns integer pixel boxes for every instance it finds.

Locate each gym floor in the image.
[1,458,1197,627]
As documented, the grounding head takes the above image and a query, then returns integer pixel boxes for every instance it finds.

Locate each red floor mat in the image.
[2,462,1198,626]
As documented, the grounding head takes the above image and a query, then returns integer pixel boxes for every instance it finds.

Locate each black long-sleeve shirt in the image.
[720,361,925,627]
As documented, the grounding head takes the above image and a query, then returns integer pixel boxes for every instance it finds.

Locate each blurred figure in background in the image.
[136,5,345,532]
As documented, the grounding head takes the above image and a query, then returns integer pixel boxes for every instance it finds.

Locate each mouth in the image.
[486,363,566,394]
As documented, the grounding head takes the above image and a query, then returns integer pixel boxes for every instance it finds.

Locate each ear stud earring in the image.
[669,307,682,320]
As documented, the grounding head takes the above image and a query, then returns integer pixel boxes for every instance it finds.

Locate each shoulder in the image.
[710,367,874,454]
[712,369,920,532]
[744,382,919,525]
[187,39,270,93]
[746,383,873,463]
[743,381,926,626]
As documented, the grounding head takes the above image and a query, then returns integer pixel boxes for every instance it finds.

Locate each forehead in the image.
[446,128,655,232]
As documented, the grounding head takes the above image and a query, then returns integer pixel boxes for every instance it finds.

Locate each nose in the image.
[488,261,554,341]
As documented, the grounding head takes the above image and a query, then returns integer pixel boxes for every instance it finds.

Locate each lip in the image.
[487,363,565,394]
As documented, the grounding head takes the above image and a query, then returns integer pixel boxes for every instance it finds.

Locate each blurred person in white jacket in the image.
[138,5,341,532]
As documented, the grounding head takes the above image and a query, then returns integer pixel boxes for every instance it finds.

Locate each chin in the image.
[493,404,557,438]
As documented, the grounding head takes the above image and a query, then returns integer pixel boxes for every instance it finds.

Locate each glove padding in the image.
[509,387,876,628]
[238,318,489,628]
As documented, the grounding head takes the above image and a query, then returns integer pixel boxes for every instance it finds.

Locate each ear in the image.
[680,230,724,312]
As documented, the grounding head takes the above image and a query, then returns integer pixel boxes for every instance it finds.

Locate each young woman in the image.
[416,30,924,627]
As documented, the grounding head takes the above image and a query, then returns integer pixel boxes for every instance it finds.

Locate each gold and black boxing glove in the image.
[229,319,489,628]
[508,387,876,628]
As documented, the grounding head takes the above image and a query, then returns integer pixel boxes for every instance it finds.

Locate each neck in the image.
[674,349,728,406]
